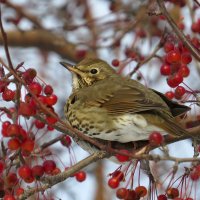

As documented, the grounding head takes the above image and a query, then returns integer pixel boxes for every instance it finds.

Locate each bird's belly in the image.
[68,110,166,143]
[91,114,166,142]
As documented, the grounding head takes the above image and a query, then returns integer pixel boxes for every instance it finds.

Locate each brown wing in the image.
[83,78,171,116]
[81,77,189,137]
[142,112,189,137]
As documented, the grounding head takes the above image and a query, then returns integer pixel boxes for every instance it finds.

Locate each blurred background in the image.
[0,0,200,199]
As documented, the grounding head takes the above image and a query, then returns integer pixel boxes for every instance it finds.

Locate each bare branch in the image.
[0,6,14,69]
[0,30,96,62]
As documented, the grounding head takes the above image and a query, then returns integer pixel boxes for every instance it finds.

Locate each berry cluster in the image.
[108,130,200,200]
[0,65,86,199]
[160,41,192,100]
[116,186,147,200]
[108,168,147,200]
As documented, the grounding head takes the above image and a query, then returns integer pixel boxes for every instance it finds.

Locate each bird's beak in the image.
[60,61,84,76]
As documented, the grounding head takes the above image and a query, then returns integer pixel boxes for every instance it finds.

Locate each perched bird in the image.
[60,58,190,149]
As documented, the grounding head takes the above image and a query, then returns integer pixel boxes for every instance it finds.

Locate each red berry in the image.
[2,121,11,130]
[164,42,174,53]
[36,95,46,106]
[0,161,5,174]
[23,68,37,84]
[75,171,86,182]
[75,49,87,59]
[191,22,200,33]
[47,125,54,131]
[34,119,45,129]
[0,80,7,93]
[28,82,42,95]
[149,131,164,146]
[3,195,16,200]
[2,88,15,101]
[19,128,28,141]
[178,42,188,53]
[191,37,200,49]
[16,187,24,196]
[43,160,56,174]
[44,85,53,95]
[108,177,119,189]
[174,86,186,99]
[51,167,61,175]
[112,170,124,182]
[24,175,34,183]
[178,22,184,30]
[19,102,36,117]
[181,52,192,64]
[1,121,11,137]
[167,73,183,88]
[135,186,147,197]
[18,165,32,179]
[111,59,120,67]
[166,187,179,199]
[32,165,44,179]
[7,172,18,186]
[115,149,130,162]
[6,124,20,137]
[160,64,171,76]
[125,189,137,200]
[157,194,167,200]
[166,50,181,64]
[21,139,35,153]
[61,135,72,147]
[165,91,174,99]
[190,170,199,181]
[116,188,128,199]
[7,138,21,150]
[45,94,57,106]
[178,65,190,77]
[46,116,58,125]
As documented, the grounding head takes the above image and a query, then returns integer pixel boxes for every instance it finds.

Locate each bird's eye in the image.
[90,68,98,74]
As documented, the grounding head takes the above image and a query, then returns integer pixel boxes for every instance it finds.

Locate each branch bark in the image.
[0,30,96,63]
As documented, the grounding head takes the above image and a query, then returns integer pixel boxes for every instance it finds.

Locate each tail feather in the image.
[152,89,190,117]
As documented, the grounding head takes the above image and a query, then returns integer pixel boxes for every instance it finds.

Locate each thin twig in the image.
[194,0,200,7]
[128,36,163,76]
[0,5,14,69]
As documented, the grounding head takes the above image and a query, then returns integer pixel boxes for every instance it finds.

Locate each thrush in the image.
[60,58,190,150]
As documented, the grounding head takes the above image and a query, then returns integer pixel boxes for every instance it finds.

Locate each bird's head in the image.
[60,58,117,90]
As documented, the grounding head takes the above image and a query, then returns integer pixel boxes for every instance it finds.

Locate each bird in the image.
[60,58,190,150]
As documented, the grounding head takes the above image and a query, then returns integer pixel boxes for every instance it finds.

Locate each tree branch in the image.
[0,30,96,62]
[19,152,107,200]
